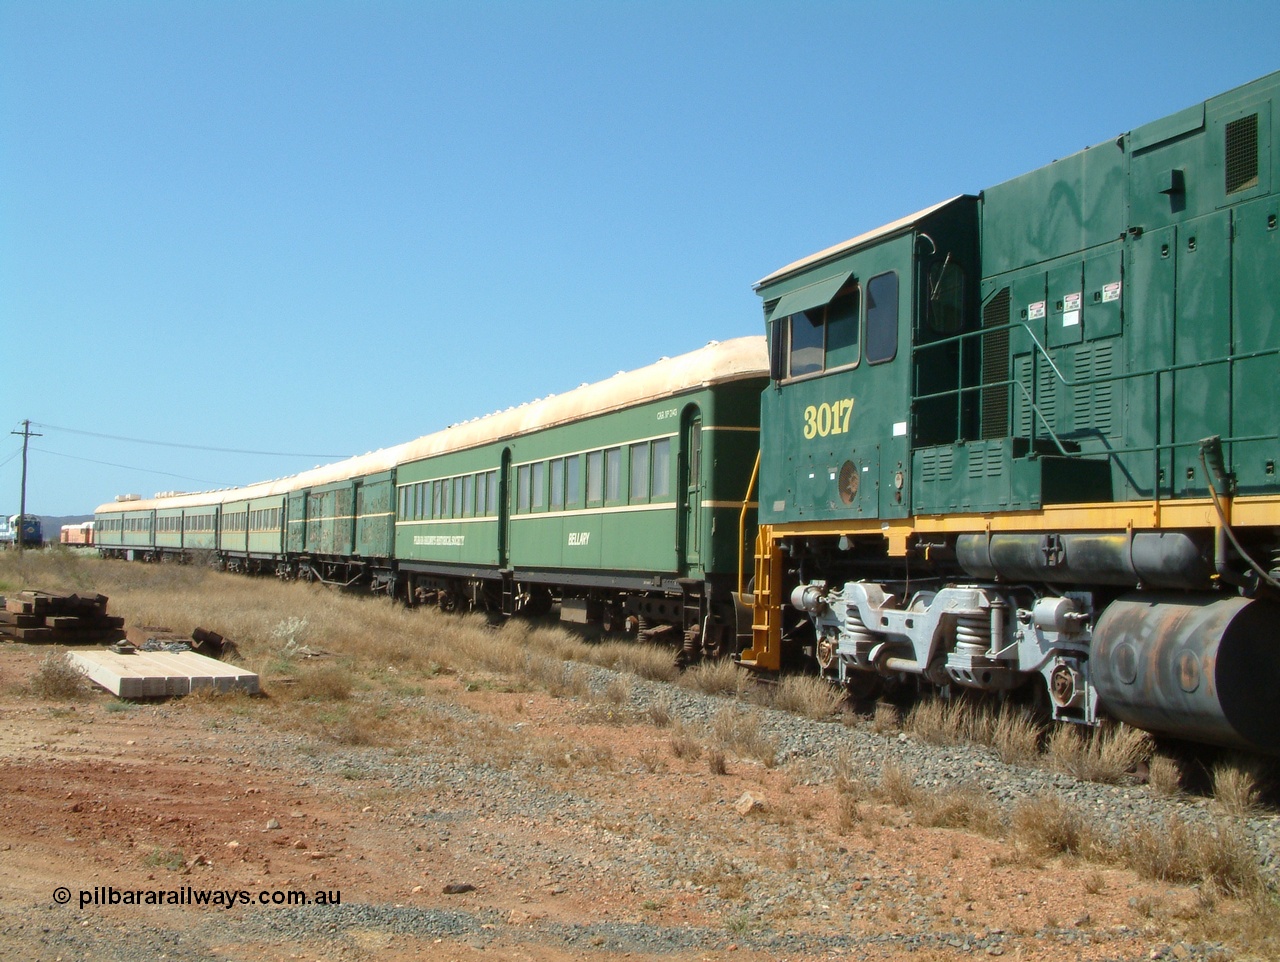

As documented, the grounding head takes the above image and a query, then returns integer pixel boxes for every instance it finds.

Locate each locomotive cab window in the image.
[788,309,824,377]
[923,259,965,335]
[865,271,899,364]
[781,280,861,379]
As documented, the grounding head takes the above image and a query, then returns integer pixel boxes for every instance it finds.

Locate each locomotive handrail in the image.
[914,318,1280,398]
[738,450,761,597]
[912,319,1280,451]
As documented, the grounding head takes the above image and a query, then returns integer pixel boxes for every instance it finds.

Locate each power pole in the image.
[10,420,42,552]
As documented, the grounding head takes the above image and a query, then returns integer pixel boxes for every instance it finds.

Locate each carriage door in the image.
[499,448,512,568]
[681,410,703,574]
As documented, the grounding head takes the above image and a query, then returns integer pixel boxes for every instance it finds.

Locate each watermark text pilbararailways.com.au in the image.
[53,886,341,910]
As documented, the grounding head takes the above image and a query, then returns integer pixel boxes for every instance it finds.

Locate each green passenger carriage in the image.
[392,337,768,655]
[95,338,769,658]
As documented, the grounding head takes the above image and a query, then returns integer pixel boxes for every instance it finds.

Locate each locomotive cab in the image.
[756,195,981,528]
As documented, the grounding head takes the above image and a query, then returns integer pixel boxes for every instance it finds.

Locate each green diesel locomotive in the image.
[742,70,1280,753]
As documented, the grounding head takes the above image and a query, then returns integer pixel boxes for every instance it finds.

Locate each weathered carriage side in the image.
[392,337,769,653]
[94,338,768,657]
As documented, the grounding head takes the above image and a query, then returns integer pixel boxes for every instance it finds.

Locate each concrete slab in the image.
[68,649,260,698]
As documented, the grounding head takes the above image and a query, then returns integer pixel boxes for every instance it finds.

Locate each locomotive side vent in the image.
[919,447,953,483]
[1225,113,1259,195]
[980,288,1011,439]
[1072,341,1114,436]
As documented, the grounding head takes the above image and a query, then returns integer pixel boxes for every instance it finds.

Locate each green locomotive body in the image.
[745,71,1280,752]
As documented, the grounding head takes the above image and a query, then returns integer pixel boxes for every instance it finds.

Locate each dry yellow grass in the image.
[1045,721,1152,784]
[1009,795,1099,861]
[708,704,778,767]
[870,700,899,734]
[29,651,87,700]
[1122,814,1265,898]
[914,783,1003,836]
[678,658,751,697]
[1212,755,1264,816]
[1147,754,1184,797]
[769,674,843,720]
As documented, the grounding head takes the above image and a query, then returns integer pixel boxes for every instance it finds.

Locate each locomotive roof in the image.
[95,335,768,514]
[754,196,966,290]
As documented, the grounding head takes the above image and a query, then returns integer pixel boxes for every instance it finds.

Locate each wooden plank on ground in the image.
[67,650,260,698]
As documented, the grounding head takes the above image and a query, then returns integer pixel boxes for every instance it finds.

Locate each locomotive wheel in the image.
[842,670,883,703]
[521,587,553,618]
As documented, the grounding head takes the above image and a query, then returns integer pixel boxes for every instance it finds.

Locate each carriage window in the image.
[630,442,650,501]
[486,470,498,516]
[517,464,531,513]
[564,455,580,506]
[550,458,564,509]
[604,447,621,502]
[866,271,899,364]
[531,461,546,510]
[462,475,474,517]
[587,451,603,503]
[651,439,671,498]
[788,309,824,377]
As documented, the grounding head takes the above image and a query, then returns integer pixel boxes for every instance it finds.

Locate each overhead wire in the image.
[30,421,351,459]
[31,447,234,489]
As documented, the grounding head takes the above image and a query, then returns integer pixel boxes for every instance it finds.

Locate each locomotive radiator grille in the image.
[1225,113,1259,195]
[980,288,1011,439]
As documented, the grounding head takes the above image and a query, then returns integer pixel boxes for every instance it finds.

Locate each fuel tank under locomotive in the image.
[1091,593,1280,754]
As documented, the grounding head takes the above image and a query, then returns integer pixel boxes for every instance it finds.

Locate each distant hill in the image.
[41,515,94,540]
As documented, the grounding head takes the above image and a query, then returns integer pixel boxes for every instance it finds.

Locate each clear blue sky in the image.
[2,1,1276,516]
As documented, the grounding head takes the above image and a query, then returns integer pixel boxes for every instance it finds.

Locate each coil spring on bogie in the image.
[954,611,992,655]
[844,604,875,647]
